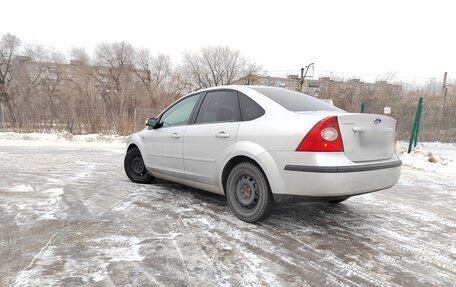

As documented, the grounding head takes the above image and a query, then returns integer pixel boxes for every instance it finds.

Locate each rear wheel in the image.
[328,197,349,204]
[124,147,154,184]
[226,162,275,223]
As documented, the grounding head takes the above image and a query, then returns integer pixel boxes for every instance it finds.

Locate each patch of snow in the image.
[91,263,110,282]
[145,232,181,240]
[72,161,96,178]
[238,246,281,285]
[0,132,126,148]
[63,258,110,283]
[175,207,194,213]
[197,217,215,230]
[93,236,145,262]
[6,184,34,193]
[397,141,456,177]
[13,187,64,225]
[417,142,456,161]
[112,202,129,212]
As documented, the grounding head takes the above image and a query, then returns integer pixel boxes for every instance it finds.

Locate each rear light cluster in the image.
[296,116,344,152]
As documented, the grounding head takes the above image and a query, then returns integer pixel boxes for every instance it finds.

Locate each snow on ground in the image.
[0,135,455,286]
[0,132,126,148]
[397,141,456,177]
[1,132,454,176]
[417,142,456,161]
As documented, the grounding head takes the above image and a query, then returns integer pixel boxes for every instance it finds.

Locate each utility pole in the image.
[300,68,304,92]
[440,72,448,131]
[442,72,448,110]
[300,63,314,93]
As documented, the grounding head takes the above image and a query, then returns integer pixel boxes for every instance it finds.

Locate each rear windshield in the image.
[252,87,343,112]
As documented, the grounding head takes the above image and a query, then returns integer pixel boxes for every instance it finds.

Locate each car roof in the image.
[197,85,285,93]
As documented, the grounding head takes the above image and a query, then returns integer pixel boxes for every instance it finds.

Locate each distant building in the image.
[239,74,301,90]
[236,74,403,112]
[236,74,402,99]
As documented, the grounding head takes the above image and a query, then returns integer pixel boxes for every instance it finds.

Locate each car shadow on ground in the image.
[142,178,365,227]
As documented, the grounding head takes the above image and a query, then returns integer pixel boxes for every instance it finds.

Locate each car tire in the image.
[327,197,349,204]
[124,147,154,184]
[226,162,275,223]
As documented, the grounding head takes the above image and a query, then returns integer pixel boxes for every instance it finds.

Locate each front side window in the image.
[195,91,241,124]
[159,94,200,127]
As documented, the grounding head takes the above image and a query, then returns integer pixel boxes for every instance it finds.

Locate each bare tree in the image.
[0,33,21,117]
[133,49,173,107]
[1,33,453,142]
[5,43,54,128]
[95,42,134,91]
[95,42,135,133]
[70,47,91,64]
[378,71,399,83]
[240,62,263,85]
[40,50,66,128]
[181,46,258,91]
[65,49,101,133]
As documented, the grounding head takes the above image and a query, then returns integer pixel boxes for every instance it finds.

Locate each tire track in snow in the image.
[165,201,239,287]
[330,199,456,270]
[277,202,455,286]
[328,222,456,273]
[261,223,396,287]
[162,189,284,286]
[173,192,364,287]
[13,232,58,287]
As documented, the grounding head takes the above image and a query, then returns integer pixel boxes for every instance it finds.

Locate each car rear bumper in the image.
[284,160,402,173]
[257,151,401,201]
[279,164,401,199]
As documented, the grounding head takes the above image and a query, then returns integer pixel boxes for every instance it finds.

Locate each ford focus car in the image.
[124,86,401,222]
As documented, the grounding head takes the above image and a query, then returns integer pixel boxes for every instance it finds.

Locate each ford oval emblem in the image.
[373,118,382,125]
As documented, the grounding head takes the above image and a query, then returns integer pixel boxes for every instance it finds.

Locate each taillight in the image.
[296,116,344,152]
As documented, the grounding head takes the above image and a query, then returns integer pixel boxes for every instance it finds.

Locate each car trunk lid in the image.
[337,113,395,162]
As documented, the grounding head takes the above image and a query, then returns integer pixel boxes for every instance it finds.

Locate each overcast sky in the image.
[2,0,455,83]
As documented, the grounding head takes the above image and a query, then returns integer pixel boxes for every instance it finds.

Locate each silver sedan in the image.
[124,86,401,222]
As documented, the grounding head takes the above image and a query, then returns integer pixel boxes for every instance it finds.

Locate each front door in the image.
[144,94,200,178]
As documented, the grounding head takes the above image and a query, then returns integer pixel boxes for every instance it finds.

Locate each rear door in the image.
[337,114,396,162]
[183,90,241,186]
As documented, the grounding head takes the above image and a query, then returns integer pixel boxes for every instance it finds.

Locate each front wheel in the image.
[124,147,154,184]
[226,162,275,223]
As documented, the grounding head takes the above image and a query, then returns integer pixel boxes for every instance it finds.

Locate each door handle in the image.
[215,131,230,138]
[170,133,181,139]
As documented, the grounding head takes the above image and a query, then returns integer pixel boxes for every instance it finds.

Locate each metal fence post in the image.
[408,97,423,153]
[413,98,423,147]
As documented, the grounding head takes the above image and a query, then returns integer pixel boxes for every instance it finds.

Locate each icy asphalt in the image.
[0,143,455,287]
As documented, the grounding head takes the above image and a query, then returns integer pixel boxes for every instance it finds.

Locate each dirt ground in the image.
[0,143,455,286]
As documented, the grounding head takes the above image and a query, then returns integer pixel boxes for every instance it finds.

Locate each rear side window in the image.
[239,93,265,121]
[252,87,343,112]
[196,91,241,124]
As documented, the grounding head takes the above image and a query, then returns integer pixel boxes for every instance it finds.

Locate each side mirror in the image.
[145,117,158,129]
